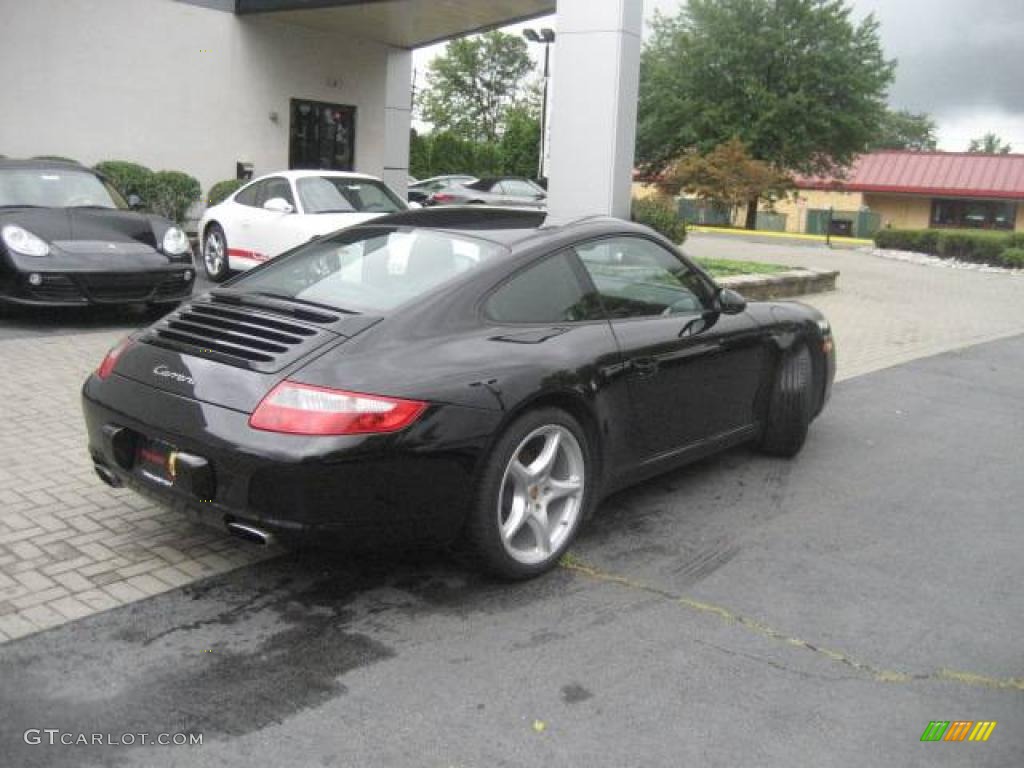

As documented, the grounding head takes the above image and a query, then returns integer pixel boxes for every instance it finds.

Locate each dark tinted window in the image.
[234,227,502,314]
[466,178,498,192]
[576,237,710,319]
[485,252,603,323]
[234,181,260,207]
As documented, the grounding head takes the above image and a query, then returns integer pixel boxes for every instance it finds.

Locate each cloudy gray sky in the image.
[414,0,1024,152]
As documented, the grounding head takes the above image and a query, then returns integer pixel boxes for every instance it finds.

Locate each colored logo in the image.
[920,721,997,742]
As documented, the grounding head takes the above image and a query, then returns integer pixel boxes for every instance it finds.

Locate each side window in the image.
[485,251,604,324]
[503,179,541,198]
[261,177,295,207]
[234,181,261,207]
[575,237,710,319]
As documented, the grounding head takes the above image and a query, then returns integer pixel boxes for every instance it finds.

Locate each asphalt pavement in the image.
[1,332,1021,767]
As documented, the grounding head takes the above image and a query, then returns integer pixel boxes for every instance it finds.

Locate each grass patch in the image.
[693,257,790,278]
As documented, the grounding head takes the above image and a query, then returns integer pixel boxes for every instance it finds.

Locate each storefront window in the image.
[289,99,356,172]
[931,199,1017,230]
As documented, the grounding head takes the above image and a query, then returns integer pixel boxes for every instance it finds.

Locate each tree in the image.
[870,109,938,151]
[666,138,793,215]
[499,106,541,177]
[638,0,895,228]
[968,133,1012,154]
[419,30,535,144]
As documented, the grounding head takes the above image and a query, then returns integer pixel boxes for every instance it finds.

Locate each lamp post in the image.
[523,27,555,181]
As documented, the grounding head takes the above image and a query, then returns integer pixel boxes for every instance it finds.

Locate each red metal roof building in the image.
[786,151,1024,236]
[799,151,1024,201]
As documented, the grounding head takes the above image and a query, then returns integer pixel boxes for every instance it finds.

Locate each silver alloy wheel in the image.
[497,424,585,565]
[204,230,225,276]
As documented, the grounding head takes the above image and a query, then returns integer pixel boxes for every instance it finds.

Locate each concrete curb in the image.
[718,268,839,300]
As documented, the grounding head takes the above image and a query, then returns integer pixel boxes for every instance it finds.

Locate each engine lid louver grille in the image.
[143,294,338,372]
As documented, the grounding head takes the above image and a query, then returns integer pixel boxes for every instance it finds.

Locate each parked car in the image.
[426,176,547,208]
[407,175,477,205]
[198,170,408,282]
[83,207,835,579]
[0,159,194,310]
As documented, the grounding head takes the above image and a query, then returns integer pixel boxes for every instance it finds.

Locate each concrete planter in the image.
[718,268,838,301]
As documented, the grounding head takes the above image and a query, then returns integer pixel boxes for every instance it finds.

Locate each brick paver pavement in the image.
[0,331,271,642]
[1,236,1022,641]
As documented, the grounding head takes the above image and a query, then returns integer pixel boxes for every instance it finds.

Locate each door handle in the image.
[631,357,659,378]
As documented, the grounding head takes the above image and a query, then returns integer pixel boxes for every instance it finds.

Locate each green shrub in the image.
[936,229,1009,264]
[94,161,154,202]
[207,179,244,207]
[632,197,687,244]
[32,155,80,164]
[874,228,938,254]
[874,227,1024,266]
[999,247,1024,268]
[148,171,201,224]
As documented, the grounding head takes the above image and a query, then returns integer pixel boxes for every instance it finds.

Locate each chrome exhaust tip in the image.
[94,463,123,488]
[226,521,275,547]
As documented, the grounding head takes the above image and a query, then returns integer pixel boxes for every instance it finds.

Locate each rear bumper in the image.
[82,373,497,550]
[0,268,195,306]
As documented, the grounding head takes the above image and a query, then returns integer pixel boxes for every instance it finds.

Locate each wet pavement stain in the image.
[560,682,594,704]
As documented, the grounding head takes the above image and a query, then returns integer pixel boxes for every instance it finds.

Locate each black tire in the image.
[202,223,230,282]
[463,407,594,580]
[757,343,814,457]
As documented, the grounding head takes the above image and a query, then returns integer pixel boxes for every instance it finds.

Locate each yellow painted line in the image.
[560,558,1024,692]
[688,225,874,246]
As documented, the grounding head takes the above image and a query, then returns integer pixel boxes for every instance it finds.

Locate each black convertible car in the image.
[0,159,195,309]
[83,208,834,579]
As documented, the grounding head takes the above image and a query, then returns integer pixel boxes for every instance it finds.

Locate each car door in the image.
[223,180,266,268]
[482,249,638,484]
[246,176,303,259]
[574,236,767,461]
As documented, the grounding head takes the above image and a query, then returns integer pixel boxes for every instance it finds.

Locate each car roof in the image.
[0,159,95,173]
[249,170,383,183]
[356,206,646,248]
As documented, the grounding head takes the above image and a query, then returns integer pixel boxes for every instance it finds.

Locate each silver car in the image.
[426,177,547,209]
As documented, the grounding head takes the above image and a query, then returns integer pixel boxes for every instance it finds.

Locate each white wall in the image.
[0,0,400,195]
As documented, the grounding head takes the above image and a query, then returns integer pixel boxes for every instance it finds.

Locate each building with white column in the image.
[0,0,641,217]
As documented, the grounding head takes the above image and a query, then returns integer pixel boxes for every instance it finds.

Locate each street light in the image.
[523,27,556,181]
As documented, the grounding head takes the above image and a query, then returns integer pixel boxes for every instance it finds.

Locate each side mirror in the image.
[263,197,294,214]
[716,288,747,315]
[127,194,144,210]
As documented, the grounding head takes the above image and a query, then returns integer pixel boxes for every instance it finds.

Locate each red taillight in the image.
[249,382,427,436]
[430,193,456,204]
[96,337,133,380]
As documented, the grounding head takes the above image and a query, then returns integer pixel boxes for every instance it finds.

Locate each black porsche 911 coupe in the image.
[0,159,195,309]
[83,207,834,579]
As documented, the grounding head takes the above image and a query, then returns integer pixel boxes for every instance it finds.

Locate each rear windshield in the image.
[0,168,127,209]
[231,227,504,314]
[296,177,405,215]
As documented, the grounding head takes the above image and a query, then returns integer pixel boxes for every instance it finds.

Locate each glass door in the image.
[289,99,356,171]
